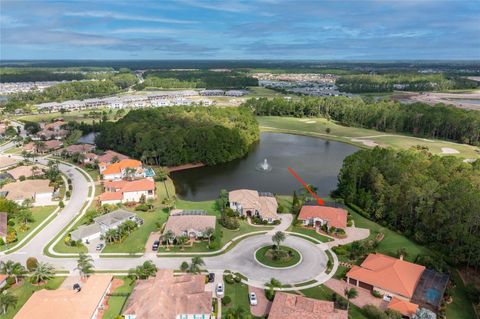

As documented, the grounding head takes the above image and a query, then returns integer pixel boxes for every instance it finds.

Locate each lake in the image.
[77,132,98,145]
[172,132,359,201]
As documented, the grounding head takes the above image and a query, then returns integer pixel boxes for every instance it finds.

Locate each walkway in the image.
[325,278,388,309]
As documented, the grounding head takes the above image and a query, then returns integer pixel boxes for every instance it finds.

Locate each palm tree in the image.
[129,261,157,280]
[0,260,27,284]
[271,231,286,250]
[0,291,17,315]
[188,256,205,274]
[104,229,117,243]
[344,287,358,312]
[16,209,33,226]
[30,262,54,284]
[162,230,175,249]
[124,167,136,180]
[77,253,94,278]
[162,195,176,213]
[204,227,215,246]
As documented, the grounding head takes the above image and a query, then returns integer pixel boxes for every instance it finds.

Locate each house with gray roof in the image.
[70,209,136,243]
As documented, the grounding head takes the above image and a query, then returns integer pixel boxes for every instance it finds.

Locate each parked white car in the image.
[249,292,258,306]
[216,283,224,297]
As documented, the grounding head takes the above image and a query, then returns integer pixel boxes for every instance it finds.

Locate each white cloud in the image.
[64,11,196,24]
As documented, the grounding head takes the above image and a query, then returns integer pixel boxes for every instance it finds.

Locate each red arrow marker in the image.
[288,166,324,206]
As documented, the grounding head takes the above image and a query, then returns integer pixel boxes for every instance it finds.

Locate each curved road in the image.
[0,143,333,286]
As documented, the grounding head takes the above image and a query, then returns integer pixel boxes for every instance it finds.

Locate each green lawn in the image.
[446,270,477,319]
[102,210,169,254]
[301,284,368,319]
[223,280,251,318]
[102,277,135,319]
[255,245,302,268]
[288,225,333,243]
[257,116,480,159]
[16,109,113,124]
[349,209,434,263]
[1,205,57,251]
[4,277,66,319]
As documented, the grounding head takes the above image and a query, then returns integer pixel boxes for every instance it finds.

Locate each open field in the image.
[257,116,480,159]
[393,90,480,110]
[4,277,66,319]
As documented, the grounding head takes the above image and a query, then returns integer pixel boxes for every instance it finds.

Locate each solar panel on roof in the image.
[179,210,207,216]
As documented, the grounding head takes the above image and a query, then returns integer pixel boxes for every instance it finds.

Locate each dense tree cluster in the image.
[335,147,480,268]
[137,70,258,89]
[96,106,259,166]
[242,96,480,145]
[0,67,115,83]
[336,73,478,93]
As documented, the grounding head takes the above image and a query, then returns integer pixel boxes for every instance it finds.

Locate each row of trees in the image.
[335,147,480,268]
[336,73,478,93]
[96,106,260,166]
[139,70,258,89]
[242,96,480,145]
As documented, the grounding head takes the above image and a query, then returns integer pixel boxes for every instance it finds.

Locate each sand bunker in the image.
[441,147,460,154]
[306,120,316,123]
[351,138,378,147]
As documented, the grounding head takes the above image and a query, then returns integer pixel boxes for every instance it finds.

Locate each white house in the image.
[99,178,155,205]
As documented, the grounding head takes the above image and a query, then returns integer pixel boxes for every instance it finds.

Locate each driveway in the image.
[249,286,271,317]
[144,232,161,253]
[325,278,388,309]
[327,226,370,248]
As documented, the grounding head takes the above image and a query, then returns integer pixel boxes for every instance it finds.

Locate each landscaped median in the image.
[254,245,302,268]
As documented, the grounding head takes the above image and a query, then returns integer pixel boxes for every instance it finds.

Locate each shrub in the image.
[362,305,388,319]
[180,261,189,272]
[66,191,71,198]
[19,175,26,181]
[6,277,15,285]
[265,287,275,301]
[7,220,15,227]
[385,309,402,319]
[135,204,149,212]
[59,201,64,208]
[208,242,219,250]
[224,274,235,284]
[234,274,241,283]
[371,290,382,298]
[0,238,4,246]
[222,295,231,305]
[26,257,39,272]
[273,220,281,225]
[465,283,480,303]
[332,246,347,255]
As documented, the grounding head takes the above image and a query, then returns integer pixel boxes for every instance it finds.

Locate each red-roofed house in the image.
[99,179,155,205]
[99,159,143,181]
[388,297,419,318]
[346,253,426,301]
[298,205,348,229]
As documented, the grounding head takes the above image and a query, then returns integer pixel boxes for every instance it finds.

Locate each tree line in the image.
[138,70,258,89]
[336,73,478,93]
[335,147,480,269]
[242,96,480,145]
[95,106,259,166]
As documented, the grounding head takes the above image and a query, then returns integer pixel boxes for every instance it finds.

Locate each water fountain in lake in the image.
[256,158,272,172]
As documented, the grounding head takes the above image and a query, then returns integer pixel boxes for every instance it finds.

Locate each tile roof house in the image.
[346,253,426,300]
[99,178,155,205]
[24,140,63,153]
[14,275,113,319]
[70,209,136,243]
[81,150,129,165]
[163,214,216,239]
[0,212,7,242]
[298,205,348,229]
[7,164,46,180]
[0,156,19,169]
[0,179,54,205]
[99,159,143,181]
[268,292,348,319]
[229,189,279,223]
[123,270,212,319]
[388,297,419,318]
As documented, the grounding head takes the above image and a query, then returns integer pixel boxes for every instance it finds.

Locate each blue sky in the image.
[1,0,479,60]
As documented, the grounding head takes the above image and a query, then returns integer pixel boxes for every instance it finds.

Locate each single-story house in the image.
[0,179,54,205]
[163,214,216,239]
[99,159,143,181]
[24,140,63,153]
[297,205,348,229]
[14,275,113,319]
[36,128,68,140]
[229,189,279,223]
[346,253,425,302]
[268,292,348,319]
[388,297,419,318]
[57,143,95,156]
[123,270,212,319]
[0,212,7,243]
[70,209,136,243]
[7,164,46,180]
[99,178,155,205]
[0,156,19,170]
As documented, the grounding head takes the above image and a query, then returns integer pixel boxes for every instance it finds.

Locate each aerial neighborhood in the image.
[0,3,478,318]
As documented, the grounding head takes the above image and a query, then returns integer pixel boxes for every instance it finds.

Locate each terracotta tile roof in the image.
[99,192,123,201]
[0,212,7,238]
[121,179,155,192]
[163,215,216,237]
[0,274,8,282]
[96,150,129,164]
[258,195,279,220]
[14,275,113,319]
[101,159,142,176]
[65,144,95,154]
[123,270,212,318]
[388,297,419,317]
[44,120,64,130]
[1,179,53,202]
[298,206,348,228]
[229,189,279,220]
[347,253,425,299]
[7,165,46,180]
[0,156,19,169]
[269,292,348,319]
